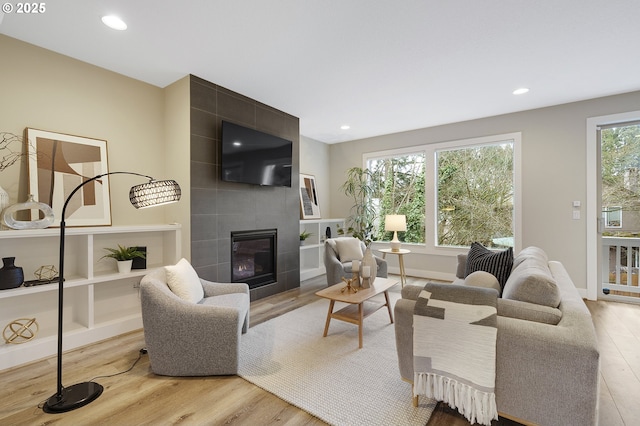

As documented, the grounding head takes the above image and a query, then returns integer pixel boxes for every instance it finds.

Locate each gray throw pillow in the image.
[502,246,561,308]
[502,265,561,308]
[465,242,513,290]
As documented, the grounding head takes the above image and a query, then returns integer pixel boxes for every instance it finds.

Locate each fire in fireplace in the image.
[231,229,277,289]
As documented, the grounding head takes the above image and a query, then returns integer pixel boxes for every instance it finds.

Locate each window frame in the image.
[603,206,623,228]
[363,132,522,256]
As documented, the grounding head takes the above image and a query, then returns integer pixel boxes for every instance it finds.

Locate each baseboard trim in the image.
[386,266,455,283]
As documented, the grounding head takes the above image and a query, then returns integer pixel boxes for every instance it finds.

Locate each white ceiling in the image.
[1,0,639,143]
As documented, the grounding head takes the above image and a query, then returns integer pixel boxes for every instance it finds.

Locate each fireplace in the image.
[231,229,277,289]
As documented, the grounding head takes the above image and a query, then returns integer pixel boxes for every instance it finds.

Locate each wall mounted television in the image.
[221,121,293,187]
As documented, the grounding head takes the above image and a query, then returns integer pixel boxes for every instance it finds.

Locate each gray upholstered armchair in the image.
[140,265,250,376]
[323,237,387,286]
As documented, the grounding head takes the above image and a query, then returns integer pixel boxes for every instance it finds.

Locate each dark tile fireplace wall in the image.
[189,75,301,301]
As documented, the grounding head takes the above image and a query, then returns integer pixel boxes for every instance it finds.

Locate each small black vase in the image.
[0,257,24,290]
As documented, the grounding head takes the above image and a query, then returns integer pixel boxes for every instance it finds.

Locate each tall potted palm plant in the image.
[339,166,377,244]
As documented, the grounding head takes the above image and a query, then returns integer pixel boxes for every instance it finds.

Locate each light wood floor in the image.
[0,274,637,425]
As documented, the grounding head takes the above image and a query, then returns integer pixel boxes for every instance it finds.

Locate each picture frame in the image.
[26,128,111,227]
[299,173,321,219]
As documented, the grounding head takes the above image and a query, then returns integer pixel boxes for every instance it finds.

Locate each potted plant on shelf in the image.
[101,245,146,274]
[300,230,313,246]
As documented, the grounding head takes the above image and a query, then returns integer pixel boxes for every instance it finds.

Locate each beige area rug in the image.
[238,291,435,425]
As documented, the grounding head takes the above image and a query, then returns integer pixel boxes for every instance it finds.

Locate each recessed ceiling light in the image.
[513,88,529,95]
[340,125,351,130]
[101,15,127,31]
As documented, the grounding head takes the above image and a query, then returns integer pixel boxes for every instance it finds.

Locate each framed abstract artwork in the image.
[26,128,112,227]
[299,173,321,219]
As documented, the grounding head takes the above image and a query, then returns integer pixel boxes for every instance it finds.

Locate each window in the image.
[436,143,514,248]
[367,152,426,243]
[600,122,640,235]
[364,133,521,253]
[603,206,622,228]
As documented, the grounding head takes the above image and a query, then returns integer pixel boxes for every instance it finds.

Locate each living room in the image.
[3,29,640,295]
[1,2,640,425]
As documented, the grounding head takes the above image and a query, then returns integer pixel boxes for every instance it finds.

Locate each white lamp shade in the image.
[385,215,407,232]
[385,214,406,252]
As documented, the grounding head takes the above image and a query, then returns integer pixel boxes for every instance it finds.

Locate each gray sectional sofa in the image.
[394,246,600,426]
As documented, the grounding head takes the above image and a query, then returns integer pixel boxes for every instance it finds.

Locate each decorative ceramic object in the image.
[117,260,133,274]
[361,246,377,288]
[0,257,24,289]
[0,184,9,212]
[2,194,54,229]
[3,318,39,344]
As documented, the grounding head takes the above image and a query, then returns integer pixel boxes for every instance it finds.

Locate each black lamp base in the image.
[43,382,103,413]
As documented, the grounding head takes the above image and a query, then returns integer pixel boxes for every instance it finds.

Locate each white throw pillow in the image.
[165,258,204,303]
[464,270,502,296]
[335,238,363,262]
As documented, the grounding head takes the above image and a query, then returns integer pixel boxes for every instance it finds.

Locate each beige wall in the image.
[300,135,331,218]
[328,90,640,291]
[0,35,171,226]
[163,76,191,260]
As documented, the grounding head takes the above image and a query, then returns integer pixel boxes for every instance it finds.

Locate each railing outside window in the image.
[602,236,640,295]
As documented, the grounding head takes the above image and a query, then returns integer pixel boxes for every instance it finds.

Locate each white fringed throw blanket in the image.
[413,283,498,426]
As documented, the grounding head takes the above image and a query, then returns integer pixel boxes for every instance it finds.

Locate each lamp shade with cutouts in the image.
[129,179,181,209]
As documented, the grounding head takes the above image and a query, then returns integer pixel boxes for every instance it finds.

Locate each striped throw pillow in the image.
[465,242,513,290]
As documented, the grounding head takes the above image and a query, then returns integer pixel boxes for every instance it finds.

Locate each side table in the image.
[378,248,410,287]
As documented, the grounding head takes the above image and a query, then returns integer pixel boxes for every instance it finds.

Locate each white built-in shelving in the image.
[0,224,181,370]
[299,219,344,280]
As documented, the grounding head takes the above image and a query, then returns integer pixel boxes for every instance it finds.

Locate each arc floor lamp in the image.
[43,171,181,413]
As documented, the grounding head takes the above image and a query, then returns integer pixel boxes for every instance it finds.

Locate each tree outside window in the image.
[601,123,640,237]
[367,153,425,243]
[437,143,514,248]
[364,133,518,250]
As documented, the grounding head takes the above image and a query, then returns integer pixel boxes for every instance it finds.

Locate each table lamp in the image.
[385,214,406,252]
[43,172,181,413]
